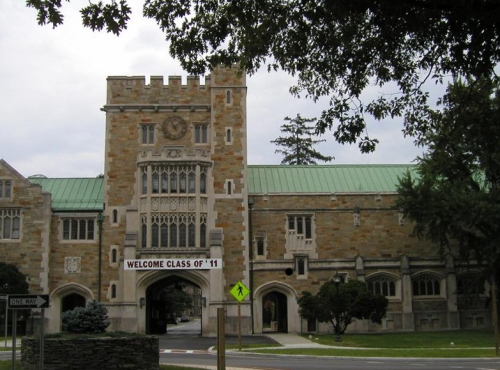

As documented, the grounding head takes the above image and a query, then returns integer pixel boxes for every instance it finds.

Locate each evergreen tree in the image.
[271,114,333,165]
[62,300,110,334]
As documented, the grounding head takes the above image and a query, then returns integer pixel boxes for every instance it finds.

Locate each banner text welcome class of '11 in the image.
[124,258,222,270]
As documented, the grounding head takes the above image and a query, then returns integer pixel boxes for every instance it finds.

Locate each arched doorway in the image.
[262,291,288,332]
[146,276,202,335]
[61,293,86,313]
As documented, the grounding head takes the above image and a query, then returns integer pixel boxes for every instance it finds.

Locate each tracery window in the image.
[457,273,485,295]
[413,275,441,296]
[367,276,397,297]
[146,165,203,195]
[139,163,209,250]
[287,214,313,239]
[0,209,21,239]
[142,213,207,249]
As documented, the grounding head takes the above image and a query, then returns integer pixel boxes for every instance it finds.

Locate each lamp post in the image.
[333,272,342,342]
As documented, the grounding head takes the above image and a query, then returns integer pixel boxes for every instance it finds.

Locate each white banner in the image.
[124,258,222,270]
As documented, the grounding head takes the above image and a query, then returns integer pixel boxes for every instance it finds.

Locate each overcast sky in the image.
[0,0,426,178]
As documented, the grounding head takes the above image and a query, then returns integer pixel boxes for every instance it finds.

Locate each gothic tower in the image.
[101,66,250,335]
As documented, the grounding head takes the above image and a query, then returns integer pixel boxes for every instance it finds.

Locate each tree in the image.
[0,262,29,320]
[298,279,388,335]
[25,1,500,153]
[271,114,333,165]
[161,283,192,324]
[62,300,110,334]
[396,77,500,354]
[0,262,29,295]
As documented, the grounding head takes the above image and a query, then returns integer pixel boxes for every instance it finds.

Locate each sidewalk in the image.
[264,333,331,348]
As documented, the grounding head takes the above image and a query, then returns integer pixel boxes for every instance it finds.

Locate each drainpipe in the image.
[248,198,254,334]
[97,212,104,302]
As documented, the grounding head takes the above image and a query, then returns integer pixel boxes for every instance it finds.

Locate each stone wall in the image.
[21,336,159,370]
[0,160,51,294]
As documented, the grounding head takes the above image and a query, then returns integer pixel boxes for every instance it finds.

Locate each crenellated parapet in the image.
[106,75,212,105]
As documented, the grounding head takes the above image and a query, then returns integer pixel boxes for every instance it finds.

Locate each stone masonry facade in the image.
[0,66,491,337]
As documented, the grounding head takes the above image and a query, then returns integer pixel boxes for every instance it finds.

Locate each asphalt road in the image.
[160,320,500,370]
[161,319,277,350]
[160,349,500,370]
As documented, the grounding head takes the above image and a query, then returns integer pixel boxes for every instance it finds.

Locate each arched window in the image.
[413,275,441,296]
[367,276,397,297]
[457,273,485,295]
[141,170,148,194]
[112,248,117,263]
[226,90,231,104]
[112,209,118,224]
[111,284,117,299]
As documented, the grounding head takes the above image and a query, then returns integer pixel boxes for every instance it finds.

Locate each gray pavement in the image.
[264,333,331,348]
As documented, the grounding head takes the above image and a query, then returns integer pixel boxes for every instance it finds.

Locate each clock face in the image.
[162,116,187,140]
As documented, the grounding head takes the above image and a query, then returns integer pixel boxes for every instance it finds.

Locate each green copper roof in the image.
[29,177,104,212]
[26,165,414,210]
[247,164,416,194]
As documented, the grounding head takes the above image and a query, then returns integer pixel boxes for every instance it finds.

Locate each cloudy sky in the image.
[0,0,426,178]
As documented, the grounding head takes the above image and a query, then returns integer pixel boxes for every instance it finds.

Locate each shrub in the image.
[62,300,110,334]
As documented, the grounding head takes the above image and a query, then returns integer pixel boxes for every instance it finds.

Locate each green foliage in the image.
[298,280,388,335]
[161,283,192,320]
[271,114,334,164]
[0,262,29,295]
[397,78,500,282]
[62,300,110,334]
[0,262,29,318]
[24,1,500,152]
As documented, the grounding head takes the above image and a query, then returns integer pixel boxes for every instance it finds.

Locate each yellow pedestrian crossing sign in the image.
[230,281,250,302]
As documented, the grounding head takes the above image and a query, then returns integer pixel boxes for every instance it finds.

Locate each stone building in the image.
[0,67,490,336]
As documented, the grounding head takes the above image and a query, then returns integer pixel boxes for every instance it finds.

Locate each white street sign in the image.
[8,294,49,309]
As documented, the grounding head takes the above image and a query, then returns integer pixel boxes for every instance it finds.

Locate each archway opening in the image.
[262,291,288,333]
[145,275,202,335]
[61,293,86,313]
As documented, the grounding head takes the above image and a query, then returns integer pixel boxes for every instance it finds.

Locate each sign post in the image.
[0,295,7,348]
[7,294,49,370]
[229,282,250,351]
[216,307,225,370]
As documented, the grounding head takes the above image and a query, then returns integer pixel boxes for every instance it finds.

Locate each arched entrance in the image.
[61,293,86,313]
[262,291,288,332]
[254,281,300,334]
[145,276,202,335]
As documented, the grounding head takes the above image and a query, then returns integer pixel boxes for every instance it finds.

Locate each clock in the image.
[162,116,187,140]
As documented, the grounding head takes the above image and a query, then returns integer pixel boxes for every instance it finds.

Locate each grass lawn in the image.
[303,328,496,348]
[252,347,497,358]
[244,328,499,358]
